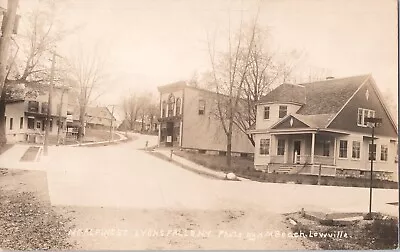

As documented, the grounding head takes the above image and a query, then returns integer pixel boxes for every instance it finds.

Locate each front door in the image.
[293,140,301,163]
[166,122,174,147]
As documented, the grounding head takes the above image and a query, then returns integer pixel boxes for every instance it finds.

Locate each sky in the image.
[14,0,399,118]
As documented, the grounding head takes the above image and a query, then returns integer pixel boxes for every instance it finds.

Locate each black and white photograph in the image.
[0,0,398,250]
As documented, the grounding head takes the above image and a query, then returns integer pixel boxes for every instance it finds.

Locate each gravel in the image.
[0,190,75,250]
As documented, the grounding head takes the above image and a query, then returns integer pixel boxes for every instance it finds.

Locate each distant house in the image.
[157,81,253,155]
[5,86,69,144]
[248,75,398,180]
[66,105,117,136]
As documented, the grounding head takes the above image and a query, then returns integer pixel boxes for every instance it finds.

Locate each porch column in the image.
[333,137,337,165]
[158,122,161,147]
[311,133,315,164]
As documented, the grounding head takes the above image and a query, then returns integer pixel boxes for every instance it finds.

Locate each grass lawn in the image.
[83,129,121,143]
[173,150,397,189]
[0,143,13,155]
[173,150,254,172]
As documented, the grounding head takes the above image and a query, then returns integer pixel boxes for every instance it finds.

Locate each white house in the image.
[248,75,398,181]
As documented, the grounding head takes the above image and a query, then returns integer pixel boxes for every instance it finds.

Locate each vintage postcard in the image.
[0,0,398,250]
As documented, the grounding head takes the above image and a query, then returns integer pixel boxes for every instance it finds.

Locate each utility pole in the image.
[43,51,56,156]
[109,105,115,142]
[0,0,19,95]
[56,87,67,145]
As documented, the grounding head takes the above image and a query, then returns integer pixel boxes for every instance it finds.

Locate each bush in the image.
[363,218,398,249]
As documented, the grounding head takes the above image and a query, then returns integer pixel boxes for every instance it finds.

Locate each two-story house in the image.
[248,75,398,181]
[157,81,253,155]
[5,86,69,144]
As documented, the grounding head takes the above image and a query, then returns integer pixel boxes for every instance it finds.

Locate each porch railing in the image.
[314,155,335,165]
[270,155,285,163]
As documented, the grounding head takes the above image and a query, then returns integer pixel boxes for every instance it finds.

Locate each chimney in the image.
[326,76,335,80]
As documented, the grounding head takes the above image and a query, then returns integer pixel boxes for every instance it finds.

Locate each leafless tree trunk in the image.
[68,45,107,142]
[207,16,258,171]
[0,0,19,147]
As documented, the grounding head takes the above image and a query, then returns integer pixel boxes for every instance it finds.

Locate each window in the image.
[9,118,13,130]
[264,106,270,119]
[176,98,181,115]
[20,117,23,129]
[28,118,34,129]
[357,108,376,127]
[260,139,270,155]
[36,121,41,129]
[339,140,348,158]
[198,99,205,115]
[369,144,376,161]
[279,105,287,118]
[380,145,388,161]
[277,139,285,156]
[41,102,49,114]
[28,101,39,113]
[352,141,361,159]
[162,101,167,117]
[322,141,330,156]
[167,94,175,117]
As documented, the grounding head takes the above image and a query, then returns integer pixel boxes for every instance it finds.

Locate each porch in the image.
[267,130,346,176]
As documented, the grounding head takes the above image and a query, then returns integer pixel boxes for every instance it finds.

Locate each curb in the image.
[66,133,128,147]
[148,151,227,180]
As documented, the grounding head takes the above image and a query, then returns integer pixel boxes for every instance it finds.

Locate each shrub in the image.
[363,218,398,249]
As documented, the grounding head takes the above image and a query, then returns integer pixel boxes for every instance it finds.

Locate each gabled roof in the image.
[296,75,369,115]
[293,113,336,128]
[259,83,306,104]
[260,75,371,130]
[86,106,116,120]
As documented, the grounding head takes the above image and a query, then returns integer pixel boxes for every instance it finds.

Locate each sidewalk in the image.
[0,144,46,170]
[153,149,228,180]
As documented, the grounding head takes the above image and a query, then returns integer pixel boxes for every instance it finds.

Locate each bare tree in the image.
[0,0,70,146]
[67,45,108,141]
[207,17,258,171]
[122,91,159,132]
[234,27,301,146]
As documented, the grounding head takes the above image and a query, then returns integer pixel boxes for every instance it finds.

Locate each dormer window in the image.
[264,106,270,119]
[279,105,287,118]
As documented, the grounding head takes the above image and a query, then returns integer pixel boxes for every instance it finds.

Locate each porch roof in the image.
[250,128,350,135]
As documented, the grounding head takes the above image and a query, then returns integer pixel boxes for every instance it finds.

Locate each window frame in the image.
[175,98,181,116]
[339,140,348,158]
[357,108,376,127]
[277,139,285,156]
[259,138,270,155]
[198,99,205,115]
[352,141,361,160]
[167,94,175,117]
[278,105,287,119]
[380,145,388,161]
[9,117,13,130]
[263,106,270,120]
[162,101,167,118]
